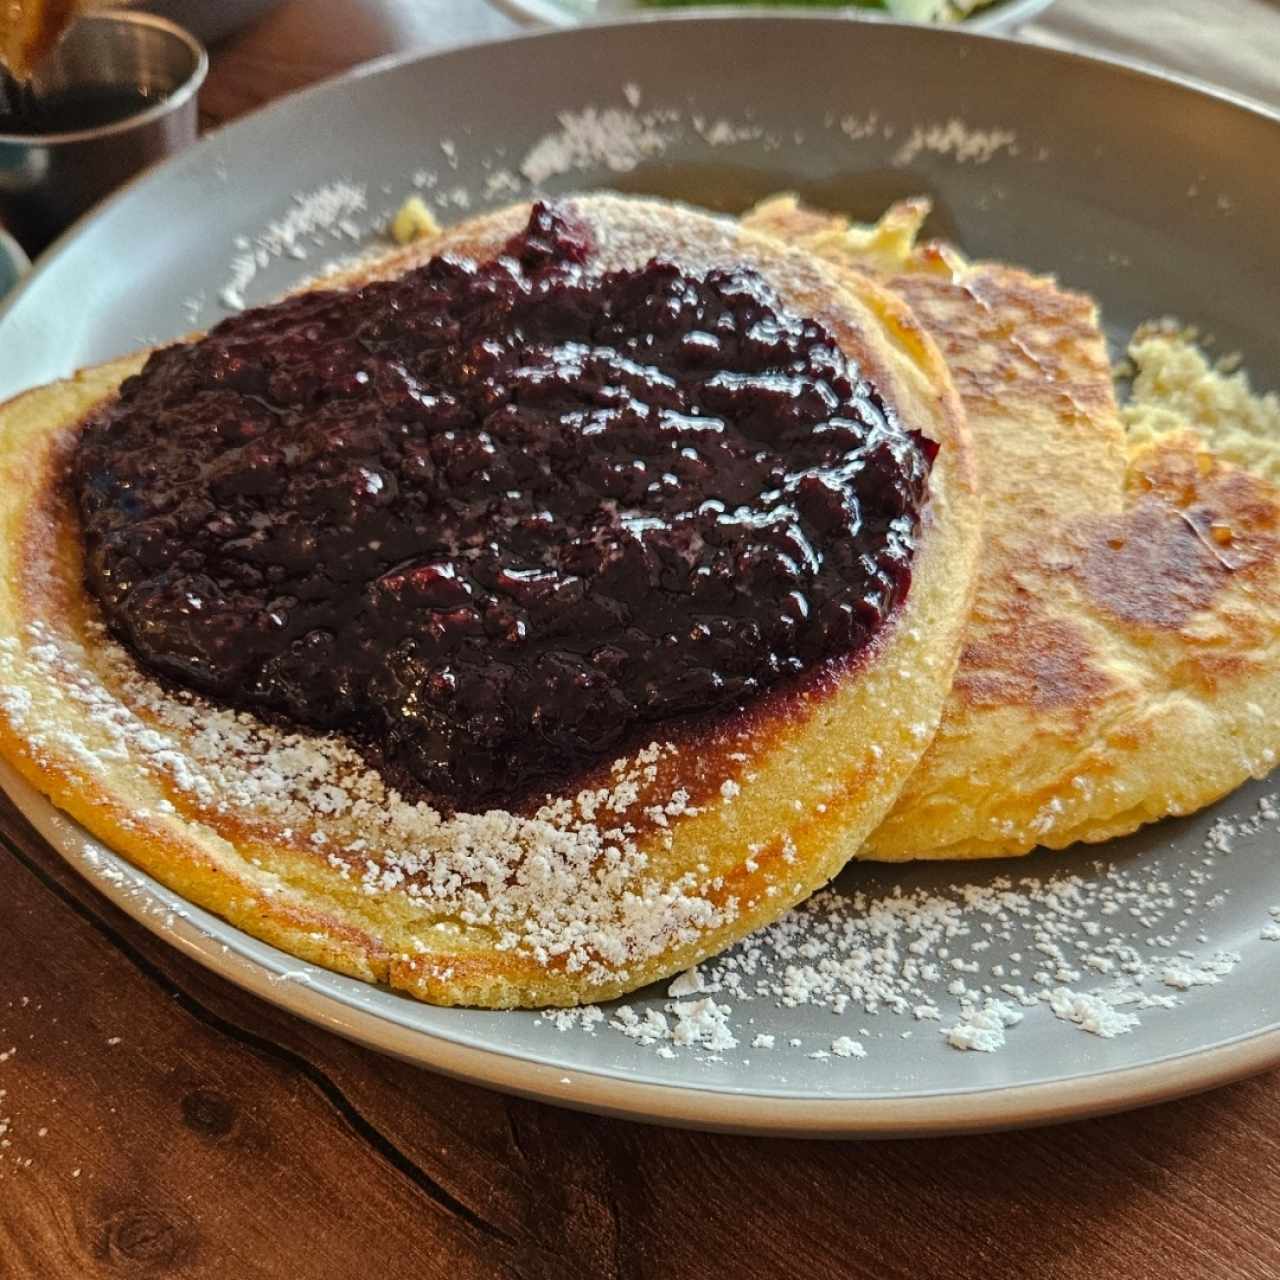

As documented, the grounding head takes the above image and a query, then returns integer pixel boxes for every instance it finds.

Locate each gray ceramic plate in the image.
[2,16,1279,1136]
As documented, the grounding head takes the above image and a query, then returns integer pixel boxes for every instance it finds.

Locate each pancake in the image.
[744,195,1280,859]
[0,193,980,1006]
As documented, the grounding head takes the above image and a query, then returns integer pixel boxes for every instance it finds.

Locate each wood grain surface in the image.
[4,2,1280,1276]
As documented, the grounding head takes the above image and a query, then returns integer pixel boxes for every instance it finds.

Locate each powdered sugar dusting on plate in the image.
[891,119,1018,168]
[219,180,368,312]
[536,799,1275,1065]
[521,106,680,184]
[202,91,1027,324]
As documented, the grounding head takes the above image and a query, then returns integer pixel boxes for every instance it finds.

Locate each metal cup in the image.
[0,12,207,255]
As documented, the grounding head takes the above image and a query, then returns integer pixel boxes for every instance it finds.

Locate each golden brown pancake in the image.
[745,195,1280,859]
[0,194,980,1005]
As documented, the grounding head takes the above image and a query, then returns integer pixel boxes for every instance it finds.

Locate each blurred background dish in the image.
[0,12,206,254]
[490,0,1057,34]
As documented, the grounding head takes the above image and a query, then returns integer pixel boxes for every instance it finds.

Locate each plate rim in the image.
[7,752,1280,1139]
[5,15,1280,1136]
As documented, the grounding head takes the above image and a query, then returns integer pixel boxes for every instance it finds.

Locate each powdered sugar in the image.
[1263,907,1280,942]
[542,1006,605,1034]
[521,106,677,184]
[518,99,1016,188]
[1045,989,1139,1037]
[1158,954,1240,990]
[891,119,1018,168]
[830,1036,867,1059]
[610,997,738,1054]
[667,967,705,998]
[203,91,1028,324]
[944,1000,1023,1053]
[529,791,1280,1066]
[219,180,368,311]
[0,619,735,989]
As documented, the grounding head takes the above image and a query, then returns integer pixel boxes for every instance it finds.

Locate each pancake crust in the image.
[744,195,1280,859]
[0,194,980,1005]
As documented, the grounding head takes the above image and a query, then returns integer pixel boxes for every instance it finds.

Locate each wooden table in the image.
[6,3,1280,1276]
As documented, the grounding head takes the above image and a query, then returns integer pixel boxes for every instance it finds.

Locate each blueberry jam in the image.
[74,203,933,809]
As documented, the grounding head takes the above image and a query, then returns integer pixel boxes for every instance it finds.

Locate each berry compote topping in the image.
[74,203,933,810]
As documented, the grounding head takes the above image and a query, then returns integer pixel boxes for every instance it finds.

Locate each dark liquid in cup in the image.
[0,83,158,135]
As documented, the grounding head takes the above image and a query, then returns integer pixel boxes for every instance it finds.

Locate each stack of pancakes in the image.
[745,194,1280,862]
[1,192,1277,1007]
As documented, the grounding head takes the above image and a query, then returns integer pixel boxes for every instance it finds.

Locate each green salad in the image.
[641,0,1000,21]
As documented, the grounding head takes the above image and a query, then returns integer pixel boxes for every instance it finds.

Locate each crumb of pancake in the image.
[1123,324,1280,484]
[391,195,441,246]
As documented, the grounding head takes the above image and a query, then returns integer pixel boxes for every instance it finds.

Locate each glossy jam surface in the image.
[75,204,932,809]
